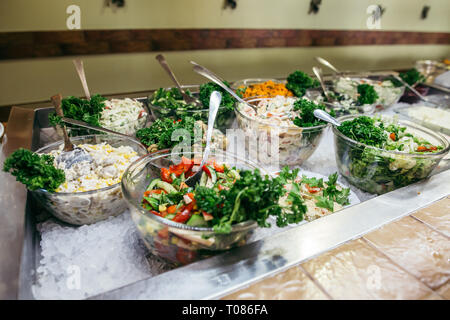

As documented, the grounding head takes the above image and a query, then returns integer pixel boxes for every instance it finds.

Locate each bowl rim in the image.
[332,114,450,158]
[234,96,328,131]
[33,134,148,196]
[121,149,268,233]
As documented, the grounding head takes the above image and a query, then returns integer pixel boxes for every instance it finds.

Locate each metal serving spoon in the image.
[73,59,91,100]
[315,56,342,75]
[51,94,93,169]
[393,75,441,107]
[313,109,341,126]
[184,91,222,188]
[191,61,258,112]
[60,117,142,145]
[155,54,202,106]
[312,66,335,103]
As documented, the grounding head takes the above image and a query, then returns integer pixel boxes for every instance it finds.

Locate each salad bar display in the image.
[1,60,449,300]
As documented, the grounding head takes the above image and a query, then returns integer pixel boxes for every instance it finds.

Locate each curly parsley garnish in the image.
[3,148,65,192]
[286,71,319,97]
[357,84,378,105]
[292,99,335,127]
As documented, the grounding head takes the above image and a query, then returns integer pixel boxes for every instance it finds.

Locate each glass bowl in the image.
[231,78,292,99]
[31,135,148,225]
[148,85,235,133]
[121,149,268,265]
[332,114,450,195]
[305,85,377,116]
[330,76,405,111]
[55,98,150,138]
[234,97,327,168]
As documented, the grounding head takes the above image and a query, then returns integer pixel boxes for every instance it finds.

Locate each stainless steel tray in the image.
[2,98,449,300]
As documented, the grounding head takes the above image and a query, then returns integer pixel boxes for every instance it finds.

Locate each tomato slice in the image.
[161,167,172,183]
[202,165,212,178]
[202,211,214,221]
[213,162,224,173]
[167,205,177,214]
[389,132,396,141]
[172,202,194,223]
[306,184,321,194]
[150,210,164,217]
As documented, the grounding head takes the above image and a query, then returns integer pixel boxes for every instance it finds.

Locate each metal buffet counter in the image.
[0,81,449,300]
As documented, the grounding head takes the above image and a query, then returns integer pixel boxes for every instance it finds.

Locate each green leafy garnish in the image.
[338,116,387,147]
[399,68,425,86]
[357,84,378,105]
[3,148,65,192]
[194,169,306,233]
[286,71,319,97]
[136,116,198,150]
[49,94,107,136]
[199,81,242,111]
[292,98,335,127]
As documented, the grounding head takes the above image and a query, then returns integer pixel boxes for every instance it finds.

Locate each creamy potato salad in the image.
[49,143,139,193]
[100,98,147,135]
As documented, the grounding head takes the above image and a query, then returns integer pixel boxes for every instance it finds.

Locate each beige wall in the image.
[0,0,449,106]
[1,0,450,32]
[1,45,449,106]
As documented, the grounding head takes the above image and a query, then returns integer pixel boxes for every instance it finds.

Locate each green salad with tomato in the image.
[334,115,445,194]
[141,158,351,234]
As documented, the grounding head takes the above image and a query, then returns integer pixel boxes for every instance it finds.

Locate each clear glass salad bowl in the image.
[332,114,450,194]
[121,149,268,265]
[231,78,290,98]
[31,135,148,225]
[234,97,327,168]
[148,85,236,133]
[55,98,150,138]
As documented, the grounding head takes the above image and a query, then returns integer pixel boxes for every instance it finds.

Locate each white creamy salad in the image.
[100,98,147,135]
[239,96,299,127]
[236,96,326,166]
[334,77,404,107]
[49,143,139,193]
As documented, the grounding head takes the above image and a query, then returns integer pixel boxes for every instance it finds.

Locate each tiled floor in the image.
[222,197,450,300]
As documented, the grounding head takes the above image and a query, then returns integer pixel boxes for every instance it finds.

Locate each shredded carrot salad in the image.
[240,81,294,98]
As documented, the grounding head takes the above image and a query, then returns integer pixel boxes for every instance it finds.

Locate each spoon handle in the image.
[192,64,244,103]
[313,109,341,126]
[61,117,141,144]
[200,91,221,168]
[312,66,333,102]
[315,57,341,74]
[51,94,74,152]
[73,59,91,100]
[393,75,439,106]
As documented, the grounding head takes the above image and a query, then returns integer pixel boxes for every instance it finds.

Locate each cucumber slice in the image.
[165,213,176,220]
[199,171,208,186]
[146,178,161,191]
[207,165,217,183]
[186,214,208,227]
[228,169,240,180]
[156,181,178,193]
